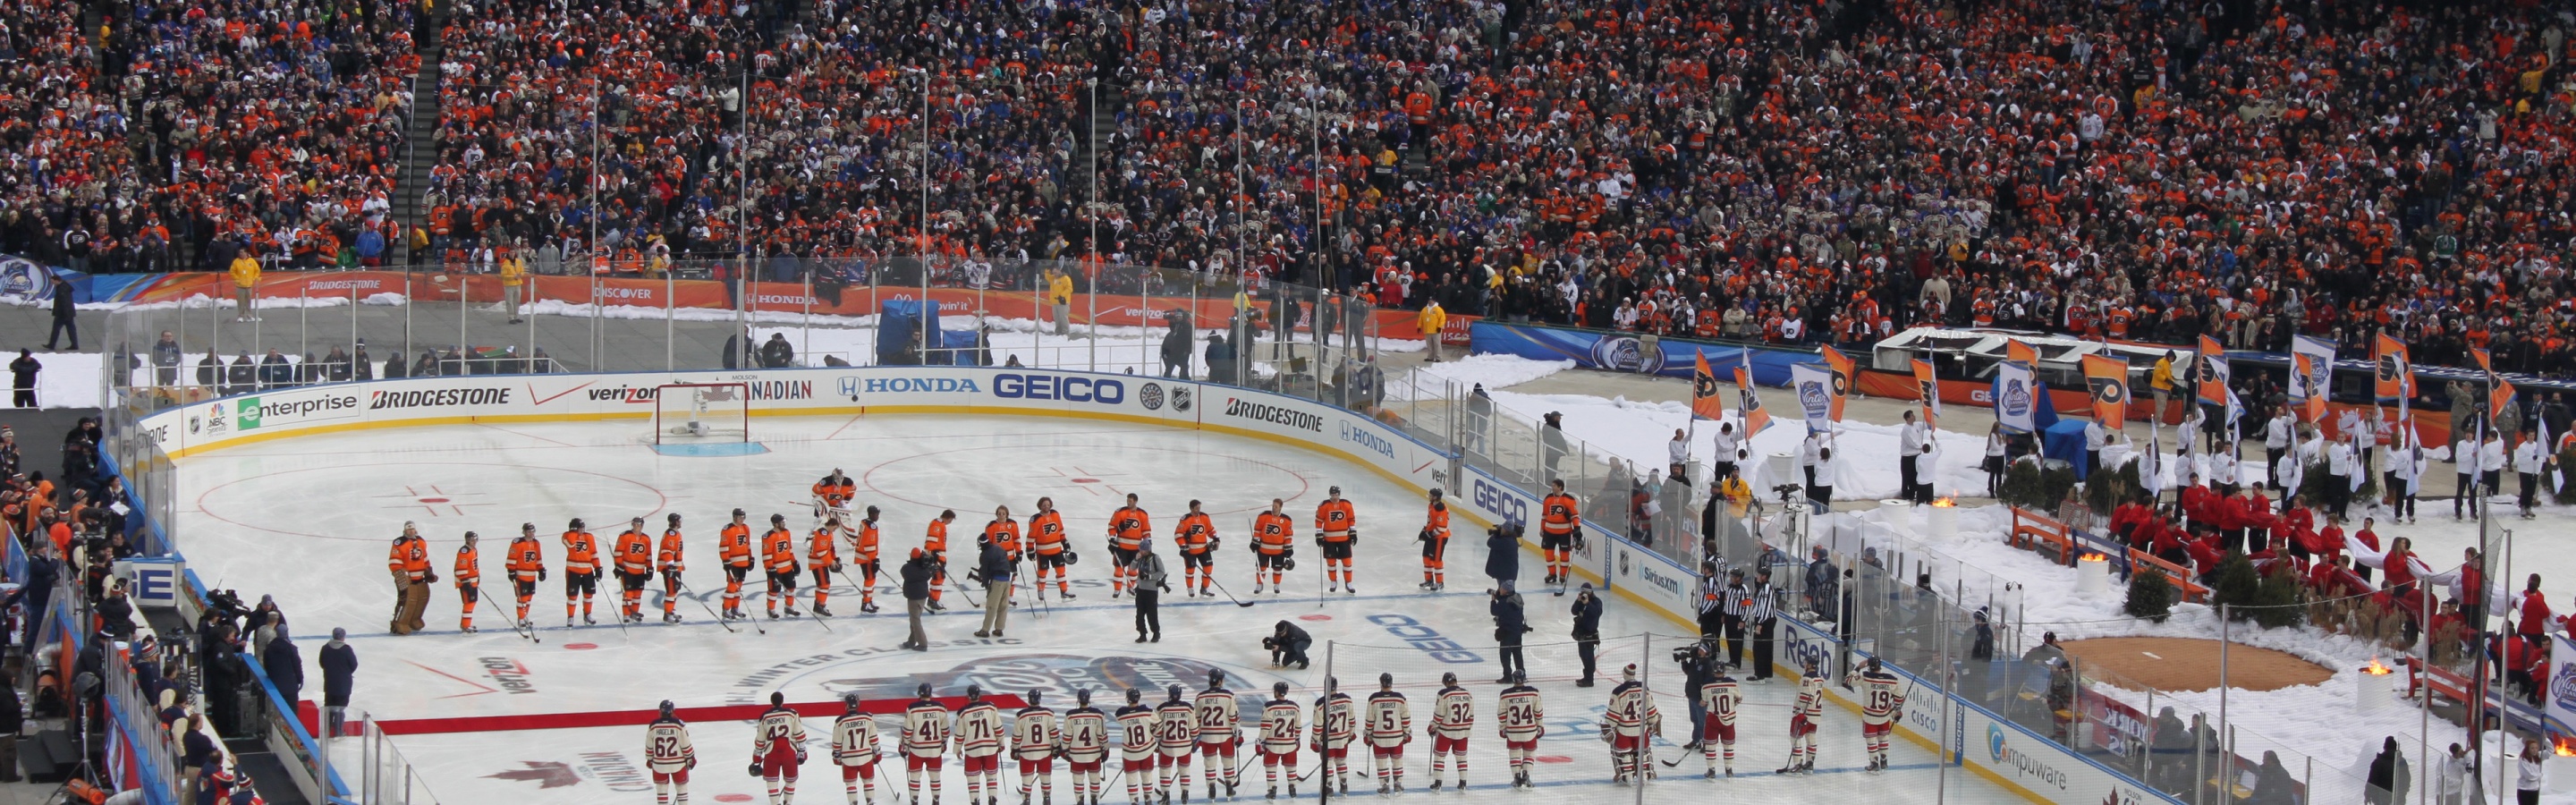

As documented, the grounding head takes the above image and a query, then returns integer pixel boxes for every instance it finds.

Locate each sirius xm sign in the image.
[1590,336,1666,375]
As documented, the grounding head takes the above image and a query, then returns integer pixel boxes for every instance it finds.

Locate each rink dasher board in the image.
[131,368,1448,502]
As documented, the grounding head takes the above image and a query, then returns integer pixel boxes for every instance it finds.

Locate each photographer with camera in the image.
[1483,521,1521,589]
[1267,620,1313,669]
[1571,583,1604,686]
[1677,640,1715,750]
[1490,580,1528,683]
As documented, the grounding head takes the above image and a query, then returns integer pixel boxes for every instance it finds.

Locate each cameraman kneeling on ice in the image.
[1267,620,1313,669]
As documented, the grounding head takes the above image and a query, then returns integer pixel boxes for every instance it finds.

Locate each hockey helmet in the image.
[1125,688,1142,703]
[1325,676,1339,692]
[659,699,676,715]
[1441,672,1456,687]
[867,505,881,518]
[462,530,478,541]
[1028,690,1044,708]
[1866,657,1882,672]
[1064,550,1080,565]
[1167,684,1184,700]
[631,516,646,526]
[1208,669,1226,688]
[733,508,748,517]
[844,692,862,710]
[521,522,537,532]
[668,513,682,524]
[917,682,935,699]
[1428,487,1443,499]
[569,517,585,530]
[771,513,787,524]
[967,685,984,701]
[1273,682,1291,698]
[1077,688,1094,707]
[1377,673,1394,688]
[1328,486,1342,496]
[1623,664,1638,679]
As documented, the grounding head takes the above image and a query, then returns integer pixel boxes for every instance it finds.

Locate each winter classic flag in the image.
[2196,335,2230,407]
[2292,352,2327,422]
[2082,353,2131,426]
[2290,335,2335,408]
[1995,360,2038,433]
[1820,344,1857,419]
[2373,334,2413,402]
[1690,350,1728,421]
[1792,362,1835,430]
[1912,358,1940,430]
[1733,364,1770,436]
[2546,634,2576,742]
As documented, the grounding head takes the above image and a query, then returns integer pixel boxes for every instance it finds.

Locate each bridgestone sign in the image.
[1223,398,1323,432]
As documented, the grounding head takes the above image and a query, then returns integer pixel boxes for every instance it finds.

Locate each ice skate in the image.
[1428,781,1440,792]
[785,606,802,617]
[928,600,946,612]
[566,615,575,627]
[1062,591,1077,599]
[861,600,880,613]
[584,613,597,625]
[814,605,834,617]
[1266,788,1275,801]
[519,618,533,630]
[1377,782,1389,796]
[461,625,477,633]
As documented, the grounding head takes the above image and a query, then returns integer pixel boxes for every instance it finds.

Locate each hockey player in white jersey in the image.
[1258,682,1303,800]
[1600,665,1660,784]
[1192,670,1241,800]
[1013,690,1062,805]
[1857,657,1906,773]
[833,693,884,805]
[1426,673,1473,791]
[645,700,699,805]
[1309,678,1356,795]
[1115,689,1159,805]
[904,685,953,805]
[1496,674,1545,790]
[1154,685,1199,802]
[1698,664,1741,778]
[754,691,810,805]
[956,687,1008,805]
[1778,658,1826,775]
[1363,674,1411,794]
[1062,691,1112,805]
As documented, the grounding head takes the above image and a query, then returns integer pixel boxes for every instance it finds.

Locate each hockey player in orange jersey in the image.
[1028,497,1075,600]
[809,514,847,617]
[1250,500,1294,595]
[719,509,755,620]
[1416,489,1451,591]
[657,513,688,623]
[1173,501,1217,597]
[614,516,655,623]
[1313,487,1358,594]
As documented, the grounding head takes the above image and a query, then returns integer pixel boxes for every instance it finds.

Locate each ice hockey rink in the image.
[172,413,2018,805]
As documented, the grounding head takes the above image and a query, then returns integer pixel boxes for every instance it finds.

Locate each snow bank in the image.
[1482,389,1993,500]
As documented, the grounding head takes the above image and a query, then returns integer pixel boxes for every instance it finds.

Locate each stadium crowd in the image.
[7,0,2576,378]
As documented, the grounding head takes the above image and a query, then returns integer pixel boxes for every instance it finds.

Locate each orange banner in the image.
[1690,351,1728,421]
[1819,344,1855,421]
[2373,334,2412,402]
[2081,353,2131,425]
[1911,359,1939,430]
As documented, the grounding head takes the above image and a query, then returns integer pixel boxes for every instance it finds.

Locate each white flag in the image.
[1996,360,2037,433]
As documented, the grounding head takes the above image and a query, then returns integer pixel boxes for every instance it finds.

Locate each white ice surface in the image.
[172,415,2008,805]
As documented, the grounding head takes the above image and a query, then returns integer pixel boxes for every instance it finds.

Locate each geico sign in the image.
[992,373,1125,404]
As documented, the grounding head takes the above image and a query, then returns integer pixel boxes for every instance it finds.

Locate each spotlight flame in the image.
[2362,657,2393,676]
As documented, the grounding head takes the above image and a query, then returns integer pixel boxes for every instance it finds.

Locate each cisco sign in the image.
[992,373,1125,404]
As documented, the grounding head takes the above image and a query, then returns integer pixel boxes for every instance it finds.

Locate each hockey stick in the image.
[833,565,881,614]
[477,587,540,643]
[672,580,739,633]
[1204,578,1258,608]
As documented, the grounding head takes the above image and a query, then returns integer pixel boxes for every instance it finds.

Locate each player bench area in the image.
[2007,508,2209,603]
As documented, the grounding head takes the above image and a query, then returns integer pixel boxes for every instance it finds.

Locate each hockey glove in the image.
[750,763,765,777]
[539,569,548,581]
[831,563,845,574]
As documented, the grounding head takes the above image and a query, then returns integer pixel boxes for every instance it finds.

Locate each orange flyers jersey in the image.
[658,528,685,570]
[1316,500,1356,538]
[1175,513,1215,554]
[1253,513,1293,554]
[720,523,754,567]
[1029,511,1066,554]
[387,537,428,577]
[762,527,798,572]
[453,545,480,585]
[925,520,950,556]
[813,479,855,505]
[506,538,544,580]
[983,519,1021,555]
[1541,493,1580,534]
[1109,506,1150,549]
[562,530,599,574]
[1422,504,1450,540]
[614,530,653,574]
[851,520,882,562]
[809,525,841,566]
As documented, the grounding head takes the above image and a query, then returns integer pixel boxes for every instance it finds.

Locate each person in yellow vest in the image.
[1417,301,1447,361]
[2148,351,2176,424]
[228,250,262,322]
[1047,269,1075,335]
[498,247,528,324]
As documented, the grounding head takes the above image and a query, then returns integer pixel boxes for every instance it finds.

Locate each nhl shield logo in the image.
[1171,386,1192,412]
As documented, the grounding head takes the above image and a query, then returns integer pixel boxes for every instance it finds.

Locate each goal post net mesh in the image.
[655,383,750,442]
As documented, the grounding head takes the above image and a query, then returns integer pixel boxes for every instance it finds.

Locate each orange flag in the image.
[1819,344,1855,421]
[2005,339,2038,365]
[2372,334,2412,402]
[1911,358,1940,430]
[1690,351,1728,421]
[2082,354,2131,425]
[1733,365,1770,436]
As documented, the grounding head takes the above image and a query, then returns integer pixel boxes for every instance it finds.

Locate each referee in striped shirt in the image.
[1745,568,1779,682]
[1694,557,1728,639]
[1716,567,1750,669]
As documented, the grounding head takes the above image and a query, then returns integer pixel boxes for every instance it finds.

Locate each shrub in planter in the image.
[2125,565,2176,624]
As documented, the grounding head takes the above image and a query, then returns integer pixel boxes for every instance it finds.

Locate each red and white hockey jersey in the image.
[1429,687,1474,740]
[1259,699,1304,753]
[1363,691,1411,749]
[1859,672,1905,724]
[1311,693,1355,750]
[1013,707,1060,761]
[1062,707,1110,764]
[755,707,808,757]
[902,699,952,757]
[1699,677,1741,726]
[1116,704,1159,762]
[645,716,697,773]
[834,713,881,766]
[1192,689,1240,744]
[1496,686,1545,741]
[1602,681,1661,739]
[1156,699,1199,756]
[1792,676,1827,720]
[954,701,1005,758]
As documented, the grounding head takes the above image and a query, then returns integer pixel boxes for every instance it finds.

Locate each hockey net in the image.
[654,383,750,443]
